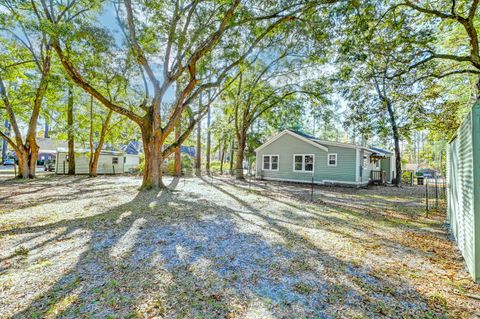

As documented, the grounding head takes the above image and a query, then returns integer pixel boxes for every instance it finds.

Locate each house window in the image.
[263,155,279,171]
[328,153,337,166]
[112,157,119,164]
[363,155,368,168]
[293,154,314,172]
[271,156,278,170]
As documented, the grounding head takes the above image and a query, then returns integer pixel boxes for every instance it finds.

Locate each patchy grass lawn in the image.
[0,175,479,319]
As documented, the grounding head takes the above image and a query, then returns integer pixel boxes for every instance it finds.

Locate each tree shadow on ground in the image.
[220,176,447,243]
[0,175,128,211]
[2,177,449,319]
[221,177,468,278]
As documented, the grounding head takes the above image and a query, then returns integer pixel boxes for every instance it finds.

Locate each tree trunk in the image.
[229,140,234,175]
[89,108,113,177]
[27,140,39,178]
[2,120,9,162]
[67,83,75,175]
[44,118,50,138]
[220,141,226,175]
[393,134,402,186]
[205,103,211,175]
[141,125,166,189]
[174,119,181,177]
[16,150,30,179]
[89,96,95,176]
[235,130,247,180]
[89,154,100,177]
[15,141,39,179]
[195,115,201,177]
[386,99,401,186]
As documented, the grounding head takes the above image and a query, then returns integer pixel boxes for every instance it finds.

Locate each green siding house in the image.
[447,103,480,282]
[255,130,395,187]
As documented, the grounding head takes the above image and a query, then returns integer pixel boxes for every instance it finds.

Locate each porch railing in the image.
[371,170,386,184]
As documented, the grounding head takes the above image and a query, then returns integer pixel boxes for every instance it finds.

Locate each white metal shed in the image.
[55,148,125,175]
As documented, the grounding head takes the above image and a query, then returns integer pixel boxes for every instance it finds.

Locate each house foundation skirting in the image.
[256,176,370,188]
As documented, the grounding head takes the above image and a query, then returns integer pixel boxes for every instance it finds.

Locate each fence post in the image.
[435,176,438,209]
[410,172,414,186]
[425,178,429,217]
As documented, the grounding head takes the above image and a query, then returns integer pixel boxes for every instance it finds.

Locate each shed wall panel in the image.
[447,104,480,281]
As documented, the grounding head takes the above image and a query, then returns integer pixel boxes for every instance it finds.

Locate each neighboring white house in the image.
[55,148,126,174]
[120,141,141,173]
[124,154,140,173]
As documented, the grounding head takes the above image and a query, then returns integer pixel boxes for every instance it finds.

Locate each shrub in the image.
[402,171,415,184]
[137,153,145,174]
[162,154,194,176]
[14,245,29,257]
[209,160,226,173]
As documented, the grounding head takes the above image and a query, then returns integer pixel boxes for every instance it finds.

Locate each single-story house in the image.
[124,154,141,173]
[120,141,142,172]
[255,129,396,186]
[55,148,126,175]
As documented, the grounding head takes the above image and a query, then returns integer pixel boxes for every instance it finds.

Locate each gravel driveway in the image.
[0,175,479,318]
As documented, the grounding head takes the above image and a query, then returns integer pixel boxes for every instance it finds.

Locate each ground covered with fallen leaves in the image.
[0,175,479,319]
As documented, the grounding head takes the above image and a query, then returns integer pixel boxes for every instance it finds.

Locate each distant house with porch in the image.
[255,129,396,187]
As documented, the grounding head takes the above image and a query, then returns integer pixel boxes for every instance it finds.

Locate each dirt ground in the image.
[0,175,479,319]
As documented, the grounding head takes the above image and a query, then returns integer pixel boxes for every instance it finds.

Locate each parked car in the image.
[3,158,15,166]
[417,168,437,178]
[44,159,55,172]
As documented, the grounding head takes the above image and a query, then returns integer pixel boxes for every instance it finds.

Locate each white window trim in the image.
[327,153,337,167]
[293,154,315,173]
[262,154,279,171]
[363,155,369,169]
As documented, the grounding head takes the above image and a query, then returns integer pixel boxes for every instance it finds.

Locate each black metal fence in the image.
[424,176,447,217]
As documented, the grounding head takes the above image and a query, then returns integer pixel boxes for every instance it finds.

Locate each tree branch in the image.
[410,69,480,84]
[469,0,479,21]
[123,0,159,89]
[0,130,18,152]
[402,1,455,19]
[0,76,23,146]
[51,40,143,125]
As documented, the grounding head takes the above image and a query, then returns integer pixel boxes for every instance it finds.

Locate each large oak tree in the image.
[0,2,52,178]
[30,0,334,189]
